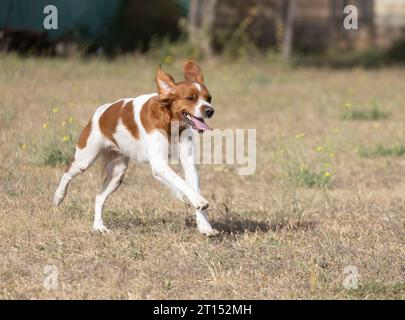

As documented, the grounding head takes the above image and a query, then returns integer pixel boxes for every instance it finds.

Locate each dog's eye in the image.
[186,96,196,101]
[207,95,212,103]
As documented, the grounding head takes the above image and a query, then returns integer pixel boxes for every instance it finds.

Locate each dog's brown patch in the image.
[121,101,139,139]
[99,100,125,144]
[140,97,171,137]
[77,120,92,149]
[99,100,140,144]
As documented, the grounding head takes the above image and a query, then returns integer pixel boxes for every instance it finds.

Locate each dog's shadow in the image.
[211,218,270,234]
[106,210,318,237]
[186,214,318,236]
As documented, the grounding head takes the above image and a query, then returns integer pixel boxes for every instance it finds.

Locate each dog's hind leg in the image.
[54,120,102,206]
[93,152,129,233]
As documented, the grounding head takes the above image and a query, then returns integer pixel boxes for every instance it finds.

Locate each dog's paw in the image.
[93,223,110,234]
[205,228,220,237]
[197,224,219,237]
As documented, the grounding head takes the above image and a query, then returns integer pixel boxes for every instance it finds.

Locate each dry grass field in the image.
[0,54,404,299]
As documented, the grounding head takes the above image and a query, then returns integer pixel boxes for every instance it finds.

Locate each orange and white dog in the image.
[54,61,217,235]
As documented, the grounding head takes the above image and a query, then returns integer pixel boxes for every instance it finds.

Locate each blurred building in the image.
[213,0,405,51]
[374,0,405,48]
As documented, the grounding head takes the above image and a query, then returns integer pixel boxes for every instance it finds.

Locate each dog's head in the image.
[156,60,214,133]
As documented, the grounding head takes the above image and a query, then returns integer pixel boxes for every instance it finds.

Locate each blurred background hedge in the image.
[1,0,405,65]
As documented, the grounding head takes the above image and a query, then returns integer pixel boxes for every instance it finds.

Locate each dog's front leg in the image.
[148,131,208,210]
[151,159,209,210]
[179,130,216,235]
[183,163,216,235]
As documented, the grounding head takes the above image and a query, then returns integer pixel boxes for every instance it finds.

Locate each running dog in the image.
[54,61,217,235]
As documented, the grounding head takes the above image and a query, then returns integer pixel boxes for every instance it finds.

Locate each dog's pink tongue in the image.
[191,117,211,131]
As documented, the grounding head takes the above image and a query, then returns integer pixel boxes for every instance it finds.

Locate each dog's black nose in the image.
[204,107,214,118]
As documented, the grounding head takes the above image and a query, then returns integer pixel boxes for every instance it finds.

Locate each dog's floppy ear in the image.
[184,60,204,83]
[156,65,175,98]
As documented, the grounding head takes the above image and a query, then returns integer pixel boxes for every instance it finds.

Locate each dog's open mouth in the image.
[182,112,211,132]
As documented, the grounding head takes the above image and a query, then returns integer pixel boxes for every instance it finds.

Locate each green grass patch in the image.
[0,109,16,125]
[358,144,405,158]
[295,48,386,69]
[294,41,405,69]
[29,110,79,167]
[288,166,331,189]
[343,105,390,121]
[37,134,75,167]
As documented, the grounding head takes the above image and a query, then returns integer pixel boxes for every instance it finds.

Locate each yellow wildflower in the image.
[52,107,59,113]
[295,133,305,139]
[61,121,67,127]
[316,146,323,152]
[68,116,74,123]
[343,102,352,109]
[324,172,331,177]
[329,153,335,158]
[42,123,48,129]
[21,143,27,150]
[164,55,174,65]
[63,135,70,142]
